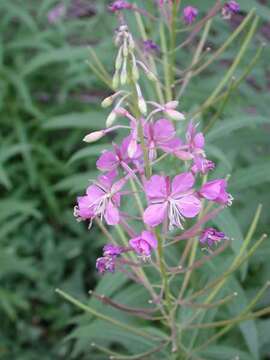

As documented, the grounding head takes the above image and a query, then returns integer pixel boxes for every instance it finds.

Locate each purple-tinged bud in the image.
[96,256,116,274]
[143,40,159,54]
[108,1,132,13]
[103,244,123,256]
[48,4,66,24]
[165,109,185,121]
[83,130,104,143]
[225,1,240,14]
[191,156,215,175]
[200,227,227,247]
[106,111,117,127]
[183,6,198,25]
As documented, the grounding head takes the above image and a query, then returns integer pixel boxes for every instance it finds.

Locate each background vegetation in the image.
[0,0,269,359]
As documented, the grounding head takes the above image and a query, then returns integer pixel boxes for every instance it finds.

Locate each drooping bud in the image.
[127,34,135,50]
[120,58,127,85]
[131,54,139,81]
[101,96,114,108]
[112,71,119,89]
[115,46,123,70]
[106,111,117,127]
[165,109,185,121]
[83,130,104,143]
[135,84,147,115]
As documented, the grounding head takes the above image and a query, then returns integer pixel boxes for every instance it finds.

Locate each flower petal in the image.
[143,202,168,227]
[171,172,195,196]
[153,119,176,142]
[144,175,168,200]
[176,195,201,218]
[104,200,120,225]
[142,231,158,249]
[96,151,118,171]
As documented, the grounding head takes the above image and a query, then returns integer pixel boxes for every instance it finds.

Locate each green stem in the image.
[160,22,172,101]
[56,289,160,340]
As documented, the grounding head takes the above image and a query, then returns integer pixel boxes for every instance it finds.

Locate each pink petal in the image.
[200,180,225,200]
[176,195,201,218]
[194,133,205,149]
[153,119,175,142]
[86,185,104,203]
[159,137,182,152]
[96,151,118,171]
[144,175,168,200]
[143,202,168,227]
[76,196,94,219]
[171,172,195,196]
[142,231,158,249]
[104,200,120,225]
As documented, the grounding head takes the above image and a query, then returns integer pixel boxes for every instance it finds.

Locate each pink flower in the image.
[199,179,233,206]
[191,156,215,175]
[74,171,125,225]
[96,243,125,274]
[183,6,198,25]
[200,227,227,247]
[108,0,132,12]
[96,136,142,172]
[129,231,157,257]
[144,119,182,160]
[143,173,201,229]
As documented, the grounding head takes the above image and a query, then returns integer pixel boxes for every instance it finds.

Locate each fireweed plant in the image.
[56,1,269,359]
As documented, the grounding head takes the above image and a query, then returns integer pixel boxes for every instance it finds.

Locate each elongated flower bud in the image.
[83,130,104,143]
[131,54,139,81]
[120,59,127,85]
[106,111,117,127]
[165,109,185,121]
[122,39,129,57]
[101,96,114,108]
[112,71,119,89]
[115,46,123,70]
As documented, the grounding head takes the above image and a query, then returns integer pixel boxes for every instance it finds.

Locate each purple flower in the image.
[143,173,201,229]
[74,171,125,225]
[143,40,159,53]
[48,3,66,24]
[103,244,124,256]
[96,243,124,274]
[144,119,182,160]
[224,1,240,14]
[129,231,158,257]
[96,136,142,172]
[96,256,116,274]
[183,6,198,25]
[200,227,227,246]
[108,0,132,12]
[191,156,215,175]
[199,179,233,206]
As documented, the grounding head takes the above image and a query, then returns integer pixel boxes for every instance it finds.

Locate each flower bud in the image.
[132,62,139,81]
[112,72,119,89]
[83,130,104,143]
[146,71,158,82]
[101,96,113,108]
[120,59,127,85]
[165,101,179,109]
[165,109,185,121]
[122,39,129,57]
[115,47,123,71]
[128,34,135,50]
[138,97,147,115]
[128,138,138,158]
[106,111,117,127]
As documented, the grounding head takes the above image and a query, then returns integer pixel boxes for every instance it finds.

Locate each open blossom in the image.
[74,171,125,226]
[129,231,157,257]
[199,179,233,206]
[200,228,227,247]
[183,6,198,25]
[96,136,142,172]
[144,119,182,160]
[109,0,132,12]
[143,173,201,229]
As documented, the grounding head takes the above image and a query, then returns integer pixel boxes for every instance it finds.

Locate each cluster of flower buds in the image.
[75,18,233,274]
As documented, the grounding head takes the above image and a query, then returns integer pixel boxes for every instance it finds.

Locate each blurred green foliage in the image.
[0,0,269,359]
